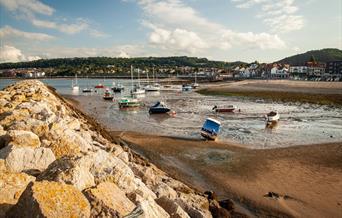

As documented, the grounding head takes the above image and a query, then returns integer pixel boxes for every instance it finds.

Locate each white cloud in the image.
[0,25,55,41]
[0,0,106,36]
[134,0,286,53]
[231,0,304,33]
[118,51,130,58]
[0,45,41,63]
[0,0,54,16]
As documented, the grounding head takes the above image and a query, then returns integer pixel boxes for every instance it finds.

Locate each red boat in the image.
[212,105,237,113]
[95,83,105,88]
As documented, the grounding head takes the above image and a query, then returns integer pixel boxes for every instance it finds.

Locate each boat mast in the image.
[138,68,141,87]
[131,65,134,90]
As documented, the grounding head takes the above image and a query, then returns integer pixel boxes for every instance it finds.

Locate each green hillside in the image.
[277,48,342,65]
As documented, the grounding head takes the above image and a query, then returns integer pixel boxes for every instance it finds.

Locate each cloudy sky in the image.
[0,0,341,63]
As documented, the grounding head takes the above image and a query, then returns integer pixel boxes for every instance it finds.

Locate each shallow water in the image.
[1,78,342,148]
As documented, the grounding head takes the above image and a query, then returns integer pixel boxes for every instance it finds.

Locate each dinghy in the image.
[201,118,221,140]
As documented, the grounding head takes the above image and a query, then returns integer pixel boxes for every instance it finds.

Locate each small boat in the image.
[201,118,221,140]
[265,111,280,123]
[112,83,125,92]
[160,85,183,92]
[145,84,160,92]
[212,105,236,113]
[149,101,171,114]
[103,89,114,101]
[82,88,92,93]
[118,97,141,108]
[95,83,105,89]
[72,74,79,90]
[182,84,192,91]
[131,86,145,95]
[192,83,199,89]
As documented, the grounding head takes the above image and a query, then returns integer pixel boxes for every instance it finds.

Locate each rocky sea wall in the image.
[0,80,239,217]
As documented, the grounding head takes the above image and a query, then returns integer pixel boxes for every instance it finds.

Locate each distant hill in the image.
[277,48,342,65]
[0,56,245,70]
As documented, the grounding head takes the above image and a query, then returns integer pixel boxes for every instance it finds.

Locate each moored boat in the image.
[95,83,104,89]
[118,97,141,108]
[265,111,280,123]
[145,84,160,92]
[82,88,92,93]
[111,83,125,92]
[149,101,171,114]
[212,105,236,113]
[182,84,192,91]
[201,118,221,140]
[103,89,114,101]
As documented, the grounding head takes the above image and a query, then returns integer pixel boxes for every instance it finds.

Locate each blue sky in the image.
[0,0,341,63]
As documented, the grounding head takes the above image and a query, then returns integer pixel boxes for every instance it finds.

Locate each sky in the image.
[0,0,341,63]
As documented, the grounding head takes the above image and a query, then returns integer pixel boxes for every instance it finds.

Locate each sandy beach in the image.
[198,80,342,105]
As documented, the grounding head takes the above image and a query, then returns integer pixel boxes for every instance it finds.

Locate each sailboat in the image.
[192,72,199,89]
[145,67,160,92]
[72,74,79,90]
[82,76,93,93]
[131,68,145,95]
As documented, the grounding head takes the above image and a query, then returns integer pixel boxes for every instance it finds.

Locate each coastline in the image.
[65,95,342,217]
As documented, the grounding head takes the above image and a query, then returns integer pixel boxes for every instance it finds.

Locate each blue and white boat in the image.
[149,101,171,114]
[182,84,192,91]
[201,118,221,140]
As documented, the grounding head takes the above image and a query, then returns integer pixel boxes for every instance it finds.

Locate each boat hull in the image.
[149,108,170,114]
[200,131,217,140]
[112,87,124,92]
[103,96,114,101]
[214,108,235,113]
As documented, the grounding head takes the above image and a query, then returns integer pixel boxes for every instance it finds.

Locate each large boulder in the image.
[156,196,190,218]
[125,199,170,218]
[7,181,90,218]
[5,130,41,148]
[0,171,35,217]
[0,146,55,173]
[84,181,135,217]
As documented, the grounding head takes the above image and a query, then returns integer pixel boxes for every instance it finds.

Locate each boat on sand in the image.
[265,111,280,123]
[212,105,237,113]
[103,89,114,101]
[201,118,221,140]
[149,101,171,114]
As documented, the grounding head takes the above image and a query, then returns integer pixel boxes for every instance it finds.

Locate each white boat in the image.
[130,66,145,95]
[71,74,79,90]
[145,84,160,92]
[212,105,237,113]
[265,111,280,123]
[160,85,183,92]
[192,72,199,89]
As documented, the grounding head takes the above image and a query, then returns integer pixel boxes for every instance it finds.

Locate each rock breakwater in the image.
[0,80,236,217]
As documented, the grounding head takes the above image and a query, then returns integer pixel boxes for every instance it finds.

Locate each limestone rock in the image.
[0,146,55,173]
[38,156,95,191]
[7,119,49,138]
[7,181,90,218]
[156,196,190,218]
[0,171,35,217]
[125,199,170,218]
[6,130,41,148]
[154,182,178,199]
[84,182,135,217]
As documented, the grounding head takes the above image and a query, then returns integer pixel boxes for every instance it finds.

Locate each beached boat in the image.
[182,84,192,91]
[95,83,104,89]
[71,74,79,90]
[201,118,221,140]
[149,101,171,114]
[111,82,124,92]
[118,97,141,108]
[103,89,114,101]
[82,88,92,93]
[212,105,236,113]
[145,68,160,92]
[130,66,145,95]
[192,72,199,89]
[265,111,280,123]
[160,85,183,92]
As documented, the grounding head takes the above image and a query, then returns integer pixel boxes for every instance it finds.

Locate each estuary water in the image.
[1,78,342,149]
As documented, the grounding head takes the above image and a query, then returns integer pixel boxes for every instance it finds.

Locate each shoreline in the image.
[197,80,342,106]
[64,95,342,217]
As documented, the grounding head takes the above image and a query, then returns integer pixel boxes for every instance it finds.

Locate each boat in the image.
[192,72,199,89]
[149,101,171,114]
[71,74,79,90]
[212,105,236,113]
[131,67,145,95]
[160,85,183,92]
[118,97,141,108]
[82,88,92,93]
[103,89,114,101]
[201,118,221,140]
[95,83,104,89]
[111,82,124,92]
[182,84,192,91]
[265,111,280,123]
[145,68,160,92]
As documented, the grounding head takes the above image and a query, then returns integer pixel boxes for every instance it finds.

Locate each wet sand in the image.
[198,80,342,105]
[113,131,342,218]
